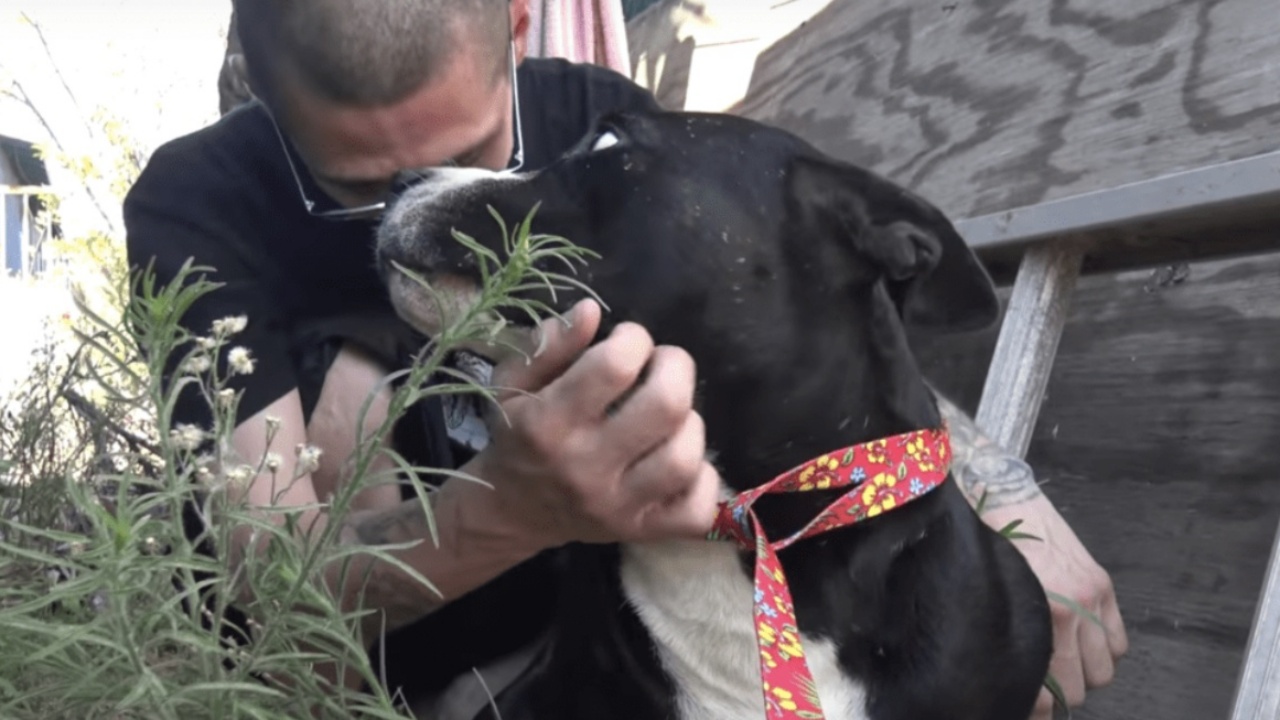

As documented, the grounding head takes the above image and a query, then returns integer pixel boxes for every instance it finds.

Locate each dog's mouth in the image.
[386,265,546,364]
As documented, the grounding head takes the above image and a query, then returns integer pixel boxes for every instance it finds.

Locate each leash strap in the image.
[707,427,951,719]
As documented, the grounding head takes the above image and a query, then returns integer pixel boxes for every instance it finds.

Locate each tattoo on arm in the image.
[930,388,1044,510]
[347,497,433,547]
[337,496,448,627]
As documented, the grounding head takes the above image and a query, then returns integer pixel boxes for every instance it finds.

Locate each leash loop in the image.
[708,427,952,719]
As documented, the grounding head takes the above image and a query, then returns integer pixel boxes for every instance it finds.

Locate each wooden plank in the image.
[627,0,1280,222]
[956,149,1280,284]
[1231,518,1280,720]
[974,237,1087,458]
[954,150,1280,253]
[909,249,1280,719]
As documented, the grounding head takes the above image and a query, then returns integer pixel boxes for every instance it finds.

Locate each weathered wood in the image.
[951,150,1280,282]
[909,249,1280,720]
[627,0,1280,222]
[975,237,1087,458]
[1231,518,1280,720]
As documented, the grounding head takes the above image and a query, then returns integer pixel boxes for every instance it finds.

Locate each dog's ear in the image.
[788,154,1000,333]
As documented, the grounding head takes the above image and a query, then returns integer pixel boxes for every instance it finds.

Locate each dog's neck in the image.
[700,287,941,522]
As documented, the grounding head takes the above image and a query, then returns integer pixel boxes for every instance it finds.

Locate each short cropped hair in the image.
[232,0,510,108]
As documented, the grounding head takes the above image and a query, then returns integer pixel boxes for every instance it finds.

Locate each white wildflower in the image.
[225,464,255,486]
[217,388,237,408]
[265,415,282,433]
[195,336,217,351]
[184,354,212,374]
[227,346,255,376]
[211,315,248,338]
[169,423,206,452]
[295,444,323,474]
[264,452,282,473]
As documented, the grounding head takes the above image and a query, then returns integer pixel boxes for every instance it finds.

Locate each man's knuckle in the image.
[596,347,642,388]
[667,449,703,489]
[1095,571,1116,595]
[515,411,558,452]
[654,386,693,427]
[652,361,695,418]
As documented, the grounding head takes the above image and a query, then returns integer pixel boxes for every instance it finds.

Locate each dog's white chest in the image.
[619,539,870,720]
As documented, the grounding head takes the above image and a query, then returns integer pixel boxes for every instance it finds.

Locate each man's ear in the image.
[510,0,532,62]
[788,154,1000,334]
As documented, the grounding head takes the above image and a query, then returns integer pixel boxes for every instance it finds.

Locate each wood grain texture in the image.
[626,0,1280,221]
[1231,515,1280,720]
[975,237,1087,457]
[909,248,1280,720]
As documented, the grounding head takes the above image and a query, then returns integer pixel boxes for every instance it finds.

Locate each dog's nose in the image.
[393,166,507,205]
[376,165,506,283]
[388,167,440,202]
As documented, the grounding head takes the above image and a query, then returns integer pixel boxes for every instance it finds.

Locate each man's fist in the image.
[472,299,721,550]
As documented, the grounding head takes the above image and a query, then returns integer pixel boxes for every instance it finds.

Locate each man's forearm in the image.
[333,461,540,644]
[930,388,1044,510]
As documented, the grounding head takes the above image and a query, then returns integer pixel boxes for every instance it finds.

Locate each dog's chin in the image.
[387,269,545,364]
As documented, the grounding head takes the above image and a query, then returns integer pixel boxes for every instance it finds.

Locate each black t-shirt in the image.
[123,57,662,702]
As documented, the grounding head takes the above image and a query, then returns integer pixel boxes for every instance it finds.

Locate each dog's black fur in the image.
[375,109,1053,720]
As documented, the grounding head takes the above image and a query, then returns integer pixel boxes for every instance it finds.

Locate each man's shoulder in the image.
[520,56,662,116]
[126,101,278,215]
[516,58,662,166]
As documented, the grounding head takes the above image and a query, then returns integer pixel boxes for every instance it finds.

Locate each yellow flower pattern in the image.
[706,427,952,720]
[797,455,840,490]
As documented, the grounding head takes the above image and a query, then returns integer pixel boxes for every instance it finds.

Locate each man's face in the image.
[273,42,516,212]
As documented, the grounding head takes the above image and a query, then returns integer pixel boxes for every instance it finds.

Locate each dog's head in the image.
[377,109,995,346]
[375,109,997,477]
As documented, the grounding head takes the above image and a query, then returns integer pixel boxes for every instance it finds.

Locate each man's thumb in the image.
[493,299,601,395]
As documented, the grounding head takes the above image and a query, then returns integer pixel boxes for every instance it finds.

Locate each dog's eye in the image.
[591,131,620,152]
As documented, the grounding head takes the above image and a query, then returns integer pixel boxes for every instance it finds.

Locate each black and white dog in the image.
[375,109,1053,720]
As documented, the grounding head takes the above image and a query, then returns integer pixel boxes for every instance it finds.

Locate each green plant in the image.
[0,206,597,719]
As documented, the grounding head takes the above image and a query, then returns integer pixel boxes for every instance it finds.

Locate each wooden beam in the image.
[955,151,1280,251]
[957,150,1280,283]
[974,237,1087,458]
[1231,517,1280,720]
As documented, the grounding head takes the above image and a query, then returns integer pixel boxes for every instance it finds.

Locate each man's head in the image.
[230,0,529,213]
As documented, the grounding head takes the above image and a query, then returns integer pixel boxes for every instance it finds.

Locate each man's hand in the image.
[982,496,1129,718]
[933,389,1128,719]
[470,298,722,550]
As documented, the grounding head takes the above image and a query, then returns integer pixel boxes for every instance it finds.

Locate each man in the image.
[126,0,1126,717]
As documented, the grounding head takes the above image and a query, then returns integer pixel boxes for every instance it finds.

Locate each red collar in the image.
[708,426,951,719]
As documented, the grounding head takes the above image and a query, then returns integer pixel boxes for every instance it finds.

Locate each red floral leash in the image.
[707,427,952,719]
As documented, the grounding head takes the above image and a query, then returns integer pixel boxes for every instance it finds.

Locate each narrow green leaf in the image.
[1046,590,1108,632]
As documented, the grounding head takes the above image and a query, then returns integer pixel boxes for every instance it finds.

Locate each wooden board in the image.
[908,248,1280,719]
[626,0,1280,222]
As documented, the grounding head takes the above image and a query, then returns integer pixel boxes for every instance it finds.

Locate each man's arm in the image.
[229,392,536,631]
[930,388,1129,719]
[229,300,719,681]
[932,391,1043,509]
